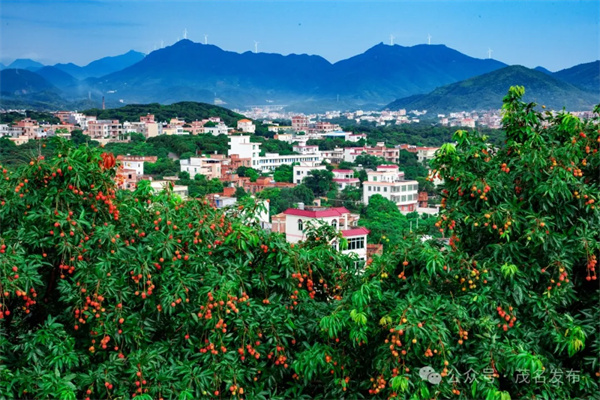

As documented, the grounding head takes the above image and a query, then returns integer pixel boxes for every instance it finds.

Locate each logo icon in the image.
[419,366,442,385]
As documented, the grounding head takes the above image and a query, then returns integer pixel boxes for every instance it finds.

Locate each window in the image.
[368,186,371,192]
[296,171,301,175]
[402,185,407,192]
[384,187,387,192]
[331,219,337,229]
[402,195,406,202]
[373,176,377,182]
[298,219,303,231]
[347,237,365,250]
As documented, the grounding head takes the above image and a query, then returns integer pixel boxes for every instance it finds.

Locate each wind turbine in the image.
[204,34,208,45]
[254,41,259,54]
[390,34,395,45]
[488,48,493,59]
[428,34,432,45]
[183,28,188,39]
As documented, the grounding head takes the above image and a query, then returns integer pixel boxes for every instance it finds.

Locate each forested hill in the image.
[82,101,247,127]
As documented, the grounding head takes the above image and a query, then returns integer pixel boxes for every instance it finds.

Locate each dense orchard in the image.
[0,87,598,399]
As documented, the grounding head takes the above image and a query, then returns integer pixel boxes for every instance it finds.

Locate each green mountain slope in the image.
[385,65,598,112]
[554,60,600,94]
[81,101,247,127]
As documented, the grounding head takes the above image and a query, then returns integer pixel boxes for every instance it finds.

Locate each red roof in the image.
[333,178,360,182]
[342,227,370,237]
[378,165,399,169]
[284,207,350,218]
[333,169,354,173]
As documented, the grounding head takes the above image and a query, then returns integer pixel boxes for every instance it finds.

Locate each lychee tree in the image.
[306,87,599,399]
[0,87,598,400]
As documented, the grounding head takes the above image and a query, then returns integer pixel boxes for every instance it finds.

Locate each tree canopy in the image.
[0,88,598,400]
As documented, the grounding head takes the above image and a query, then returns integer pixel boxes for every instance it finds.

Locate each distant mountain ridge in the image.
[54,50,146,79]
[384,65,598,113]
[91,39,508,110]
[2,41,598,112]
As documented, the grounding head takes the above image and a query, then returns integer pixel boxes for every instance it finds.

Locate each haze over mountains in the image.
[0,40,598,113]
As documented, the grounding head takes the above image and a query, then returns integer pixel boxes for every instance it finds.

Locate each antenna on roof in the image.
[488,48,493,59]
[390,34,395,45]
[183,28,188,40]
[254,41,259,54]
[204,34,208,45]
[428,34,432,45]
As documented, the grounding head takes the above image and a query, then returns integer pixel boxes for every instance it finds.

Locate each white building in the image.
[229,135,262,167]
[321,148,344,164]
[257,153,321,172]
[229,136,322,173]
[332,169,360,190]
[363,165,419,213]
[86,120,123,140]
[204,123,230,136]
[292,163,327,185]
[237,119,256,134]
[416,147,440,163]
[180,157,223,180]
[282,206,368,261]
[292,145,320,155]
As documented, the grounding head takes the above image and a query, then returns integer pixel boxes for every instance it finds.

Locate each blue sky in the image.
[1,0,598,71]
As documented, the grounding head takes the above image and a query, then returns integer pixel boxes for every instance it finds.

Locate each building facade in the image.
[362,165,419,213]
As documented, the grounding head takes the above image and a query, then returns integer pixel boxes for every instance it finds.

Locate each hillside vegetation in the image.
[386,65,598,113]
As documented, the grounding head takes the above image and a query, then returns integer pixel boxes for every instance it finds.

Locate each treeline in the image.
[0,111,60,125]
[82,101,247,127]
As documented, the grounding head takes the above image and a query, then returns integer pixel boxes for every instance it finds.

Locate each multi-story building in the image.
[278,205,369,260]
[229,136,262,168]
[237,119,256,134]
[180,157,223,180]
[204,123,230,136]
[229,136,322,173]
[292,163,327,184]
[362,165,419,213]
[291,115,310,132]
[321,148,344,164]
[416,147,439,163]
[87,120,123,140]
[292,145,320,155]
[332,169,360,190]
[257,153,321,172]
[116,155,157,190]
[366,142,400,164]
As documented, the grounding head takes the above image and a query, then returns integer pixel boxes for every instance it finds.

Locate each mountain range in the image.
[385,65,598,113]
[1,40,598,112]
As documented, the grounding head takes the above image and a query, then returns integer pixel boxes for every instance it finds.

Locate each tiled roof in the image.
[283,206,350,218]
[342,227,370,237]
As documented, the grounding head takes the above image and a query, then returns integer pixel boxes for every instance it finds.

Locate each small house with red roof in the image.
[281,205,368,261]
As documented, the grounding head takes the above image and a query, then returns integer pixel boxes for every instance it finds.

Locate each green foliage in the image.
[0,89,598,400]
[258,185,315,215]
[354,154,387,169]
[250,136,297,156]
[82,101,246,128]
[273,164,294,183]
[303,169,335,197]
[234,186,248,199]
[235,166,260,182]
[0,111,60,125]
